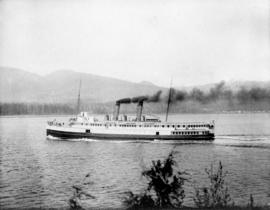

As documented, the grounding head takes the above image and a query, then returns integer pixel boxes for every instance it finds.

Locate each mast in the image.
[165,78,173,122]
[76,78,82,113]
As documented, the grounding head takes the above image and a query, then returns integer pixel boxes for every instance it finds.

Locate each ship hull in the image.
[46,128,214,141]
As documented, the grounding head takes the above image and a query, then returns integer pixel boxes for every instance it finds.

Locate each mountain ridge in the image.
[1,66,269,103]
[0,67,166,103]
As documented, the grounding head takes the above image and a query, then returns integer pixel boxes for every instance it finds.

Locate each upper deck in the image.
[63,112,214,130]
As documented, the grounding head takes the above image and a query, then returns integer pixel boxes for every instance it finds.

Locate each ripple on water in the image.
[0,114,270,208]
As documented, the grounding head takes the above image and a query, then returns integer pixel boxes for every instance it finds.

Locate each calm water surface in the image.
[0,113,270,208]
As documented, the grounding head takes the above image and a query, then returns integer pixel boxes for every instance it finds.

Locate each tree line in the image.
[1,82,270,115]
[0,103,75,115]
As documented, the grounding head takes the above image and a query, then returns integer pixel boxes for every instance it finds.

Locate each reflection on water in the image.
[0,113,269,208]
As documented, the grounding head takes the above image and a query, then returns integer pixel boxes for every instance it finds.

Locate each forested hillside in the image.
[0,67,269,115]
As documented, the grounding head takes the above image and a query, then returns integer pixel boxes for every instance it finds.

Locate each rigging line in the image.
[165,77,173,122]
[76,78,82,113]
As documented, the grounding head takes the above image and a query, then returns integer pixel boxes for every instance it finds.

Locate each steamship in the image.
[46,97,215,141]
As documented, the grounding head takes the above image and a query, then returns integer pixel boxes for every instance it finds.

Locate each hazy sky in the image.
[0,0,269,86]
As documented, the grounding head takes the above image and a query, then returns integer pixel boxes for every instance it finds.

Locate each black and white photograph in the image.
[0,0,269,209]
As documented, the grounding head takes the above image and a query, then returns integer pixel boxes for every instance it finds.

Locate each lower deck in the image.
[46,128,214,141]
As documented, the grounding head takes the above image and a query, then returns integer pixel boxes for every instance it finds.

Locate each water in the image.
[0,113,270,208]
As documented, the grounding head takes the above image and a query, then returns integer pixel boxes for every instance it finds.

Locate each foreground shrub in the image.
[124,151,188,209]
[194,161,233,208]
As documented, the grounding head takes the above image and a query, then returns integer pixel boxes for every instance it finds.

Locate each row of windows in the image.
[161,124,208,128]
[80,123,103,126]
[172,131,209,135]
[79,123,209,128]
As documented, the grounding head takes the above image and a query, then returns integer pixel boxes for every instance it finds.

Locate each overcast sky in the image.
[0,0,269,86]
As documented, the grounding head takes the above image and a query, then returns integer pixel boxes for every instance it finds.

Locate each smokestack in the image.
[136,101,143,121]
[113,103,120,121]
[113,98,131,121]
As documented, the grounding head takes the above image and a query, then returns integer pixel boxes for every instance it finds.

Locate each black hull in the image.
[46,129,215,141]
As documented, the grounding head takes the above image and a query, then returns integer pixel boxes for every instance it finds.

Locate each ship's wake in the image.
[214,135,270,149]
[46,136,153,143]
[46,135,61,140]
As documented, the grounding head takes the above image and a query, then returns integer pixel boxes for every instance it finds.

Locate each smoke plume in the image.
[147,90,162,102]
[116,98,131,105]
[165,81,270,104]
[131,96,148,103]
[169,88,187,103]
[116,90,163,105]
[236,87,270,103]
[116,81,270,106]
